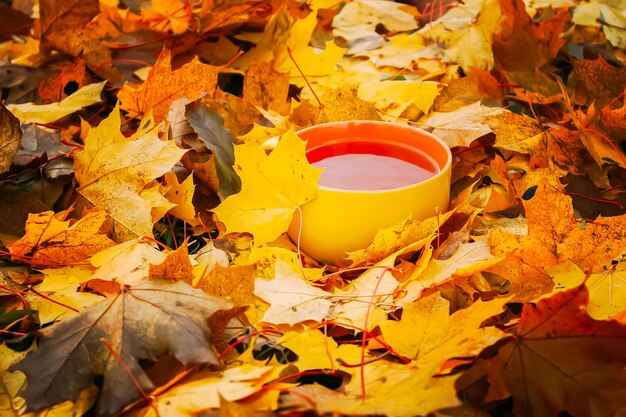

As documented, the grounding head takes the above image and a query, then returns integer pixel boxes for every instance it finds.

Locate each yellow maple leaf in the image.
[401,238,505,302]
[25,267,104,324]
[277,327,363,372]
[213,130,322,245]
[138,365,285,417]
[358,79,441,118]
[7,81,105,124]
[74,105,187,241]
[380,293,508,368]
[163,171,199,226]
[345,211,453,268]
[293,361,461,417]
[549,260,626,320]
[333,237,431,330]
[118,48,219,122]
[90,239,167,285]
[140,0,191,34]
[254,260,332,325]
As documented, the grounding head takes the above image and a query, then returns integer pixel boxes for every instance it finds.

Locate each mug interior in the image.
[297,121,451,170]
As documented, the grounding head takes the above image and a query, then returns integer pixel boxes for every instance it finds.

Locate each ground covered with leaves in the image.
[1,0,626,416]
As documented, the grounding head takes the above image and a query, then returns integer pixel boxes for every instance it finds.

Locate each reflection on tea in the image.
[312,153,437,191]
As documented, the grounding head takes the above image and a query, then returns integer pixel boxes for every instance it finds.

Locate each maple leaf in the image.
[73,105,186,241]
[89,238,167,285]
[38,0,105,62]
[213,130,321,245]
[277,327,363,372]
[243,59,290,115]
[491,183,626,276]
[333,0,419,53]
[345,211,454,268]
[118,48,220,122]
[7,208,115,268]
[292,361,461,417]
[195,263,257,306]
[484,285,626,416]
[136,364,285,416]
[571,57,626,108]
[424,101,505,148]
[492,0,569,71]
[148,244,194,284]
[6,81,105,124]
[404,238,504,299]
[380,293,508,369]
[254,260,332,326]
[186,103,241,197]
[163,171,199,226]
[10,280,234,415]
[25,267,104,324]
[0,104,22,173]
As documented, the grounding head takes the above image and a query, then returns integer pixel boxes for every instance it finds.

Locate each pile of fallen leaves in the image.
[1,0,626,415]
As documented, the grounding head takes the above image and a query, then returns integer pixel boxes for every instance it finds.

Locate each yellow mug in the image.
[287,121,452,265]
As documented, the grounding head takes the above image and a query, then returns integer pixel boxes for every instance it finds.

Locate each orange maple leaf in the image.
[118,48,219,122]
[7,208,115,267]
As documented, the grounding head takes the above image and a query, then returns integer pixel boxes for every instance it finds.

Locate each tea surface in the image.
[312,153,437,190]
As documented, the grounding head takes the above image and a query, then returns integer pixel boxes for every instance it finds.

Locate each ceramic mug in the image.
[287,120,452,265]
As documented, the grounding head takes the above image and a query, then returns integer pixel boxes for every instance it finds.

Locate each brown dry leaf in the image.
[0,3,32,42]
[38,0,119,81]
[0,104,22,174]
[7,208,115,268]
[118,48,220,122]
[598,94,626,139]
[558,213,626,273]
[195,263,257,306]
[488,110,545,154]
[571,57,626,107]
[544,127,588,175]
[73,106,186,241]
[39,0,99,56]
[11,280,235,415]
[38,58,88,104]
[484,285,626,416]
[148,244,194,284]
[492,0,568,71]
